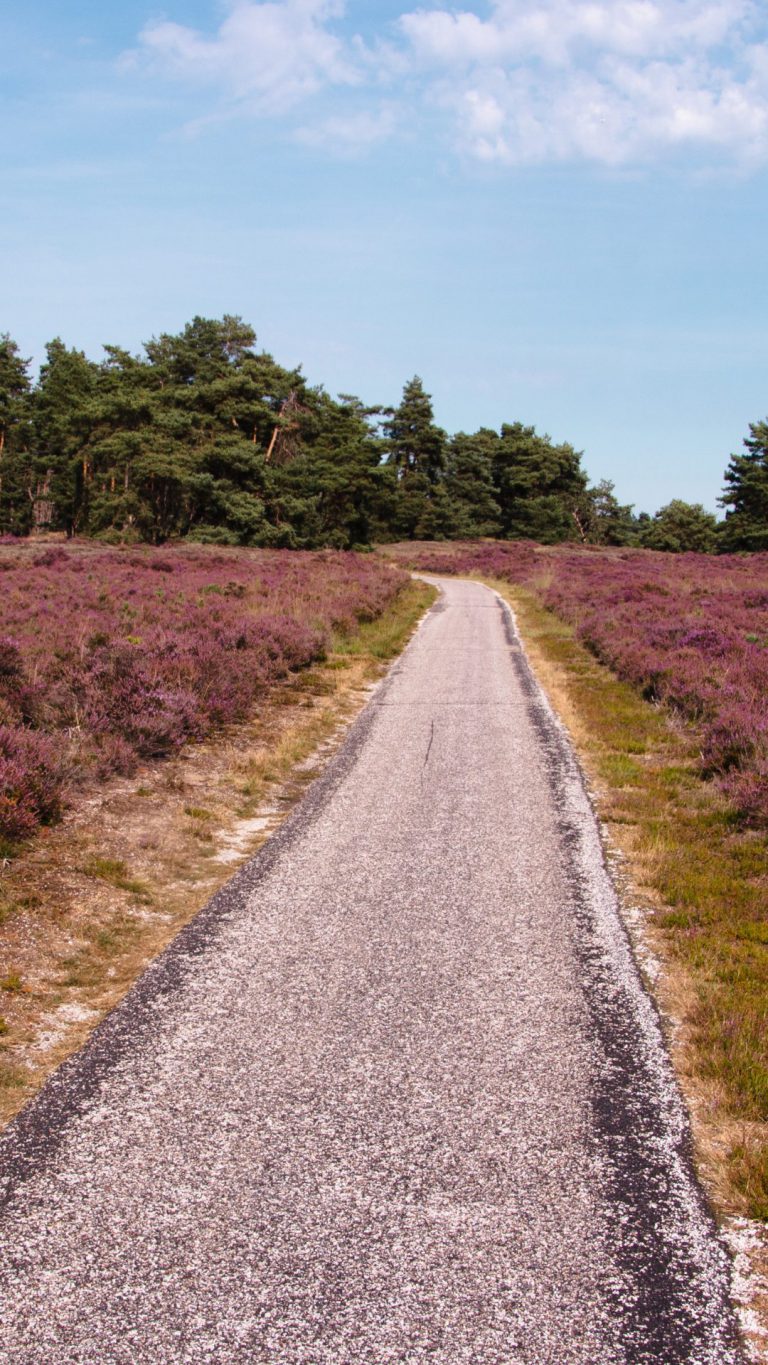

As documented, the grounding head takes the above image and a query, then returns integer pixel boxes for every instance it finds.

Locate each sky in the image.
[3,1,768,514]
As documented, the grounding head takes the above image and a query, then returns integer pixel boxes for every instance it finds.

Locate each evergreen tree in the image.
[385,376,446,483]
[444,430,501,537]
[641,499,718,553]
[493,422,587,543]
[573,479,638,546]
[33,339,99,534]
[77,346,157,538]
[0,317,680,552]
[719,421,768,551]
[0,335,31,459]
[62,317,308,543]
[0,335,34,535]
[287,393,394,547]
[385,377,447,538]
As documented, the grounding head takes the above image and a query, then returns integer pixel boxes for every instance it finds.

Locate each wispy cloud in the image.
[127,0,768,167]
[133,0,361,116]
[294,104,399,155]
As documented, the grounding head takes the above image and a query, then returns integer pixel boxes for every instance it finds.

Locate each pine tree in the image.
[719,421,768,551]
[572,479,637,546]
[0,334,34,535]
[275,392,394,548]
[385,377,447,538]
[640,499,718,553]
[493,422,587,543]
[385,377,446,484]
[444,430,501,537]
[33,339,99,534]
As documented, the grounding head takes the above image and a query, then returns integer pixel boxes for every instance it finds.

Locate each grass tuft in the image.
[0,1061,25,1091]
[81,857,152,901]
[184,806,213,821]
[730,1140,768,1221]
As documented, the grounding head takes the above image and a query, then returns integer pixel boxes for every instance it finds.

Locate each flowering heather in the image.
[0,543,406,841]
[400,540,768,827]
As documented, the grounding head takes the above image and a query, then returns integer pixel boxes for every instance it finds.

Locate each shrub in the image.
[403,540,768,827]
[0,727,65,841]
[0,545,408,838]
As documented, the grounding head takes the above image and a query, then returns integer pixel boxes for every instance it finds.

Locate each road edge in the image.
[0,591,442,1209]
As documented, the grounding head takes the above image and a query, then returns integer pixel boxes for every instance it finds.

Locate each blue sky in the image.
[3,1,768,514]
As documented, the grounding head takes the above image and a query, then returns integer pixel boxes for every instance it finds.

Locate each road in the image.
[0,578,742,1363]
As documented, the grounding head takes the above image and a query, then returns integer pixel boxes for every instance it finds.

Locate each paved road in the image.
[0,579,742,1363]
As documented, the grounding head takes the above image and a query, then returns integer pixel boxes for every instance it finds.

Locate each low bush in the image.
[0,728,64,841]
[0,544,406,841]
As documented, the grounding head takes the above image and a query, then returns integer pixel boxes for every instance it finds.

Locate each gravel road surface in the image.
[0,579,742,1363]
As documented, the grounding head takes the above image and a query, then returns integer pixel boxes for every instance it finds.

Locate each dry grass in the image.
[488,578,768,1358]
[490,581,768,1206]
[0,578,436,1128]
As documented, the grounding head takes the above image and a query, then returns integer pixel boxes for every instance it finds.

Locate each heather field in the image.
[390,539,768,1220]
[0,543,407,844]
[396,540,768,829]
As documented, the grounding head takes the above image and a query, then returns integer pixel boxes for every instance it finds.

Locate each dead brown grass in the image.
[0,579,436,1128]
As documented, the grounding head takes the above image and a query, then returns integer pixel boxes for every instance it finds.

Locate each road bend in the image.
[0,579,742,1363]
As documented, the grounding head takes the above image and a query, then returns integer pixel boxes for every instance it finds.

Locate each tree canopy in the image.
[719,421,768,552]
[0,316,749,553]
[639,500,719,554]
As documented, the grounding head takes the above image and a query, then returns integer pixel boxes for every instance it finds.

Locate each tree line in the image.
[0,316,764,552]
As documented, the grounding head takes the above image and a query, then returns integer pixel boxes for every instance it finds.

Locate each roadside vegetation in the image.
[393,541,768,828]
[391,539,768,1223]
[0,556,434,1124]
[0,542,407,847]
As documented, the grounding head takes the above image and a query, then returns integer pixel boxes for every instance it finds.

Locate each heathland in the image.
[389,539,768,1227]
[0,542,431,1130]
[0,543,407,847]
[1,315,767,1240]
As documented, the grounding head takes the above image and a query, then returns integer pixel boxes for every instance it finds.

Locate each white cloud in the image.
[401,0,768,164]
[135,0,360,115]
[127,0,768,167]
[400,1,756,66]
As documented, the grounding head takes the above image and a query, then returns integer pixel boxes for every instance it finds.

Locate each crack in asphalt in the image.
[421,719,436,785]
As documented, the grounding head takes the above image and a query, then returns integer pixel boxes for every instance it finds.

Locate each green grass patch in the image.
[81,857,152,902]
[599,753,644,786]
[333,580,437,661]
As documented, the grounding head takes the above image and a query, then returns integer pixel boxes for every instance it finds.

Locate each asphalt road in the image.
[0,579,743,1363]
